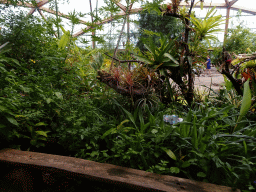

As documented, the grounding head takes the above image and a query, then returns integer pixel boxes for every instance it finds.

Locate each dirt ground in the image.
[194,66,225,93]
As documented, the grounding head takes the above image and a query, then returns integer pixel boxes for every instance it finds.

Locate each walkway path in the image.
[194,67,225,93]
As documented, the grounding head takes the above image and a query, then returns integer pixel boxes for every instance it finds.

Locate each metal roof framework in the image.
[1,0,256,46]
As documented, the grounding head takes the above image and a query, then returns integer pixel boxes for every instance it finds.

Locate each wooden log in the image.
[97,70,148,96]
[0,149,241,192]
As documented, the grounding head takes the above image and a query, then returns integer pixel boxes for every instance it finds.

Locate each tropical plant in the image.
[136,9,183,52]
[189,6,225,43]
[135,33,179,70]
[224,25,256,54]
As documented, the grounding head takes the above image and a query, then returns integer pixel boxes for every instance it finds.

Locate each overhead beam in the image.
[36,0,49,8]
[38,6,88,25]
[27,0,49,16]
[27,7,36,15]
[115,2,127,12]
[73,3,136,38]
[2,0,256,41]
[180,2,227,9]
[229,0,238,7]
[231,5,256,15]
[73,2,229,38]
[73,11,130,37]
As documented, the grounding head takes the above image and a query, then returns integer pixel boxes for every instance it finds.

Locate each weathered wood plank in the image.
[0,149,240,192]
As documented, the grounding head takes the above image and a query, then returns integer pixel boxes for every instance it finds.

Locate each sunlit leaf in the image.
[46,98,53,104]
[161,147,177,161]
[35,131,50,137]
[237,79,252,122]
[35,122,48,126]
[55,92,63,100]
[117,119,129,129]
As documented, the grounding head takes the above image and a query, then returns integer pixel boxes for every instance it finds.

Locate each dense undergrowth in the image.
[0,10,256,192]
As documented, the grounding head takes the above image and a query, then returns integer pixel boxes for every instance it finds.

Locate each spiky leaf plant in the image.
[134,33,179,70]
[189,6,225,43]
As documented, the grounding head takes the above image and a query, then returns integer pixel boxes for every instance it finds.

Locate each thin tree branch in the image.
[104,53,143,63]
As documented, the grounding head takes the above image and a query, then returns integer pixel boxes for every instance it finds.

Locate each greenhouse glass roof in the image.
[1,0,256,48]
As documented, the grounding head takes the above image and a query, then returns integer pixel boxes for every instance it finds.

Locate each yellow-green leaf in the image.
[117,119,129,129]
[35,122,48,126]
[162,147,177,161]
[35,131,50,137]
[237,79,252,122]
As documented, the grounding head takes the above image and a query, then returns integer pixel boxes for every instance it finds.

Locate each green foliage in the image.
[0,3,255,192]
[189,7,225,43]
[136,9,183,51]
[135,33,179,70]
[238,80,252,121]
[58,26,71,50]
[141,0,165,15]
[90,52,104,72]
[224,25,256,54]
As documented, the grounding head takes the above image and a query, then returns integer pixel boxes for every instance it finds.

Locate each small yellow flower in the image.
[30,59,36,63]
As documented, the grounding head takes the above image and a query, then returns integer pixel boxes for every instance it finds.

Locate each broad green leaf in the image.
[0,66,7,72]
[35,131,49,137]
[35,122,48,126]
[180,110,193,137]
[10,58,20,66]
[55,92,63,100]
[101,128,117,139]
[6,116,18,126]
[182,161,191,168]
[58,30,70,49]
[134,55,152,65]
[161,147,177,161]
[113,99,137,129]
[0,105,7,112]
[197,172,206,177]
[46,98,53,104]
[20,85,31,93]
[163,53,179,65]
[170,167,180,174]
[237,80,251,122]
[151,129,158,134]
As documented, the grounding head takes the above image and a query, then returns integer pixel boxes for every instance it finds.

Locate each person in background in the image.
[205,55,211,76]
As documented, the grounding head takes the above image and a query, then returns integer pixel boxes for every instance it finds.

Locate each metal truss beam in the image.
[1,0,256,40]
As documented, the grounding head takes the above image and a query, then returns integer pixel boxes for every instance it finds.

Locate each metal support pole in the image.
[89,0,95,49]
